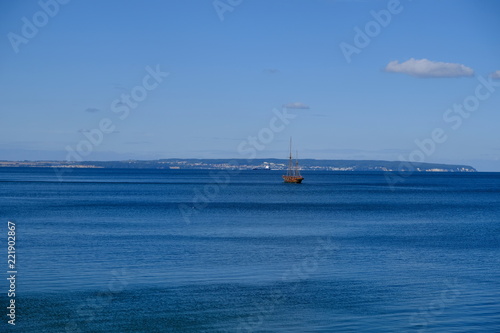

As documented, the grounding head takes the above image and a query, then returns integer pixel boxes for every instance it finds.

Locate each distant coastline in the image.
[0,159,477,172]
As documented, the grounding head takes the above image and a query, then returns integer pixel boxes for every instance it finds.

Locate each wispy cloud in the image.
[113,84,128,92]
[384,58,474,78]
[490,70,500,79]
[124,141,150,145]
[78,128,119,134]
[263,68,280,74]
[85,107,101,113]
[209,136,242,141]
[283,102,310,109]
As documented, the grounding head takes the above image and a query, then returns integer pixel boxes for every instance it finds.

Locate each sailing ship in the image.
[282,138,304,183]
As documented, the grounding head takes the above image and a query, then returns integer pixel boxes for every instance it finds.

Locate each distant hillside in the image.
[0,159,477,172]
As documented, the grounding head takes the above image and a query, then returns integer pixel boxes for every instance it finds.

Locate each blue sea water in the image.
[0,167,499,332]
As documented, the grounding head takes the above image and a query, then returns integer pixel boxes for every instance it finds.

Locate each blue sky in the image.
[1,0,499,170]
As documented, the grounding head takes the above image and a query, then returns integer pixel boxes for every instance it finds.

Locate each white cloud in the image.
[384,58,474,78]
[282,102,310,109]
[490,70,500,79]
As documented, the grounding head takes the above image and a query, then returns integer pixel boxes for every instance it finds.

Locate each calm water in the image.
[0,168,499,332]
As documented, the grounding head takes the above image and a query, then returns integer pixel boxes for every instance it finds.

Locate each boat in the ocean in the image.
[282,138,304,183]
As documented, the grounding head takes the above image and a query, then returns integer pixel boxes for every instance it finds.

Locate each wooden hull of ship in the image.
[282,175,304,183]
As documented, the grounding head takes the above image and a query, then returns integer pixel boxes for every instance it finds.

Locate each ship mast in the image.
[288,137,294,176]
[282,137,304,183]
